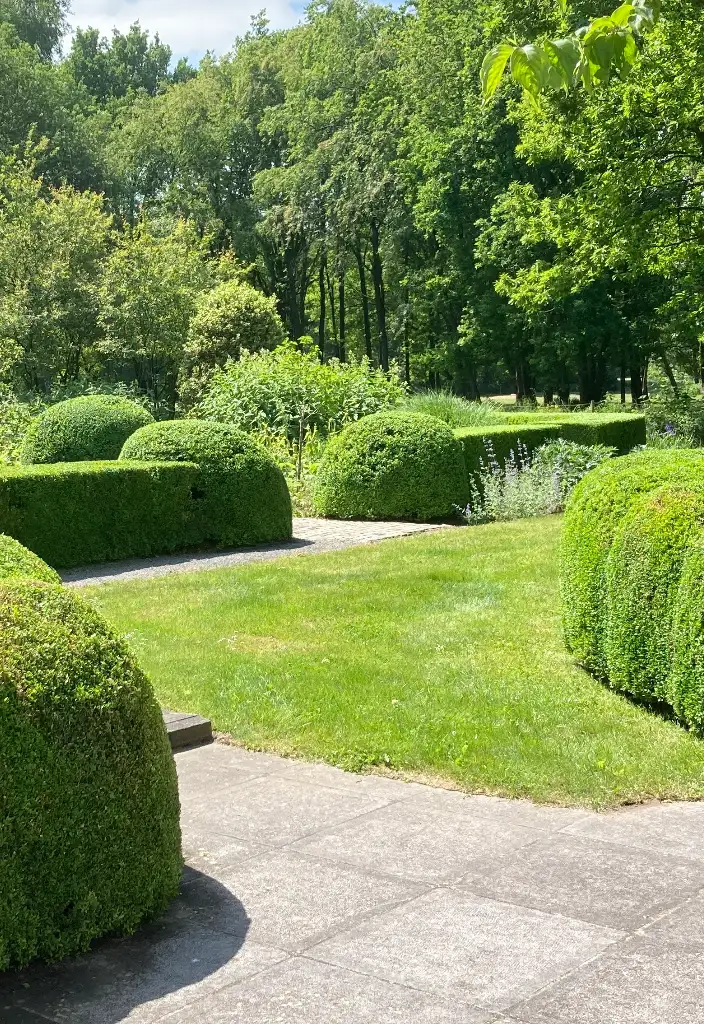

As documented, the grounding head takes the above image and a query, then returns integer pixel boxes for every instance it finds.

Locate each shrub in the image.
[314,411,468,521]
[669,539,704,729]
[401,391,504,428]
[188,343,406,436]
[0,389,45,464]
[0,533,60,583]
[20,396,154,464]
[183,278,285,375]
[560,448,704,678]
[121,420,292,547]
[0,581,181,969]
[645,364,704,445]
[454,414,645,479]
[0,461,199,568]
[604,487,704,703]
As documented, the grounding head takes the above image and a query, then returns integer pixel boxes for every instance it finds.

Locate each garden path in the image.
[61,518,446,587]
[3,740,704,1023]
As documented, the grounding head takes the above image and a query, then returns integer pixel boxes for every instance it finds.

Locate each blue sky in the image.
[66,0,309,63]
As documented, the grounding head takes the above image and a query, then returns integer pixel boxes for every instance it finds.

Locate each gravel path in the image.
[62,518,446,587]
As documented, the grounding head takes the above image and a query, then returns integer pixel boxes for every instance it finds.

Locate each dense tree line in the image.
[0,0,700,406]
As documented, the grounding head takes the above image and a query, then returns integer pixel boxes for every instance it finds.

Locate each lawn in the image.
[83,516,704,808]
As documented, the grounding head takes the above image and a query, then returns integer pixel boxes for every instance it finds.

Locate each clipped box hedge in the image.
[454,414,645,477]
[0,580,181,969]
[20,395,154,464]
[0,460,199,568]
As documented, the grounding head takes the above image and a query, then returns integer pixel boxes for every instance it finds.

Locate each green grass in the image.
[82,516,704,808]
[402,390,505,427]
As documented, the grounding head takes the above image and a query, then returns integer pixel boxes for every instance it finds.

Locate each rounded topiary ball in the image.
[0,582,181,970]
[20,396,154,465]
[560,448,704,679]
[604,486,704,703]
[669,537,704,729]
[314,411,469,521]
[120,419,292,547]
[0,533,61,584]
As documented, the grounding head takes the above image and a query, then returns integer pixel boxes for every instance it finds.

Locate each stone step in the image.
[162,709,213,751]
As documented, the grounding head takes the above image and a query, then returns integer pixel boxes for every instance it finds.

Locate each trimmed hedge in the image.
[20,396,153,465]
[560,449,704,678]
[0,581,181,969]
[669,539,704,729]
[0,461,199,568]
[454,414,645,478]
[120,420,292,547]
[604,487,704,703]
[0,533,60,583]
[314,411,469,521]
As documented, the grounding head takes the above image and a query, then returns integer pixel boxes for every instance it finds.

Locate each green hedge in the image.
[454,414,645,478]
[0,581,181,969]
[669,540,704,729]
[603,487,704,703]
[120,420,292,547]
[0,461,199,568]
[0,533,60,583]
[20,396,153,465]
[314,411,469,521]
[560,449,704,678]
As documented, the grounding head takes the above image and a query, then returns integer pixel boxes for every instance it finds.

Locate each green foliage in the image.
[0,581,181,969]
[532,438,616,499]
[0,461,200,568]
[182,278,285,380]
[65,24,172,103]
[454,413,643,477]
[401,391,504,428]
[191,343,406,437]
[314,411,469,521]
[120,419,293,548]
[669,540,704,729]
[560,449,704,678]
[20,396,154,464]
[0,388,44,463]
[604,486,704,703]
[0,533,60,583]
[481,1,659,104]
[645,366,704,445]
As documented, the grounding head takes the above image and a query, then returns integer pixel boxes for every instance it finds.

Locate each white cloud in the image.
[65,0,306,63]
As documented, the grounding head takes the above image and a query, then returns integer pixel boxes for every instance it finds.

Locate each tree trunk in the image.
[354,243,373,362]
[325,263,338,352]
[370,219,389,371]
[318,250,326,362]
[620,363,627,404]
[630,363,643,405]
[338,274,346,362]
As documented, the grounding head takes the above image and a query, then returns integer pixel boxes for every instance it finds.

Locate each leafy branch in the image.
[481,2,660,104]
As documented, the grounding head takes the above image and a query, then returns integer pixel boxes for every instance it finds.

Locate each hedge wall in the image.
[669,540,704,729]
[560,448,704,679]
[0,581,181,969]
[0,461,199,568]
[454,414,645,478]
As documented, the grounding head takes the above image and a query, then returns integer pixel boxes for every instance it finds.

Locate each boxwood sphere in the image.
[560,449,704,678]
[0,582,181,970]
[0,533,60,584]
[20,396,154,465]
[120,419,292,547]
[604,487,704,703]
[669,539,704,729]
[314,411,469,521]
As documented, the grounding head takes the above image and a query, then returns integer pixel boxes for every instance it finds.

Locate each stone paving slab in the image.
[3,742,704,1023]
[61,517,445,587]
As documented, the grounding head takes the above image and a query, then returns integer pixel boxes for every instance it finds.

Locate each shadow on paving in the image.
[0,870,249,1024]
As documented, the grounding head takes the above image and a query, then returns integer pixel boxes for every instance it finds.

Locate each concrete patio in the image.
[3,740,704,1023]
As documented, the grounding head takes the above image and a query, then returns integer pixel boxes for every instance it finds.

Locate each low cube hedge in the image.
[560,448,704,678]
[0,581,181,969]
[314,411,469,521]
[604,487,704,703]
[0,533,60,583]
[454,413,645,479]
[120,420,292,548]
[0,461,199,568]
[20,396,153,465]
